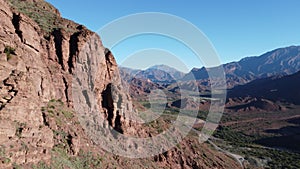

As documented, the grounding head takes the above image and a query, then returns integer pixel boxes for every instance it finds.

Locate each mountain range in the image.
[183,46,300,87]
[121,45,300,92]
[120,64,185,84]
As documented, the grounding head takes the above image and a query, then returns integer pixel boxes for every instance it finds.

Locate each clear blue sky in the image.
[46,0,300,72]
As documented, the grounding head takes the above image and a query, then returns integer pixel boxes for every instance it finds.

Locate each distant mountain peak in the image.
[120,64,186,83]
[148,64,184,72]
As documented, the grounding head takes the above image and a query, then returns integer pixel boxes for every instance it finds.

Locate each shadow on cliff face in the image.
[101,83,124,134]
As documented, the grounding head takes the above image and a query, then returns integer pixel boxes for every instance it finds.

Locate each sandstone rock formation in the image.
[0,0,133,167]
[0,0,241,168]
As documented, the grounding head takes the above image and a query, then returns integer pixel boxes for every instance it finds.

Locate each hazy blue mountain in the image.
[148,65,185,80]
[119,65,185,83]
[119,66,140,82]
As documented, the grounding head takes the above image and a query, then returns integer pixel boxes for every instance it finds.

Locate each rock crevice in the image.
[68,29,81,74]
[52,29,64,70]
[12,13,23,42]
[0,70,20,111]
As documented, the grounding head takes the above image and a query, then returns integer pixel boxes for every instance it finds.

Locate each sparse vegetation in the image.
[20,141,29,152]
[42,99,76,156]
[32,161,51,169]
[31,147,103,169]
[8,0,59,34]
[0,146,6,157]
[12,162,22,169]
[0,146,11,165]
[42,99,74,126]
[4,46,16,60]
[34,99,104,168]
[7,0,78,37]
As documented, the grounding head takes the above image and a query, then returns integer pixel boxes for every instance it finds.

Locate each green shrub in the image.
[32,162,51,169]
[50,147,103,169]
[2,157,11,164]
[44,99,74,126]
[12,162,22,169]
[4,46,16,60]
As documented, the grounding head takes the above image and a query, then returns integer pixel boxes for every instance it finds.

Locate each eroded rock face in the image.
[0,0,133,167]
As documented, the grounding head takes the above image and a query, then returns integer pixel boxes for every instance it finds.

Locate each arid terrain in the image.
[0,0,299,169]
[120,47,300,168]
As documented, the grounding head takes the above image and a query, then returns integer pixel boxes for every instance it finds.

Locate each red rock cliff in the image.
[0,0,134,167]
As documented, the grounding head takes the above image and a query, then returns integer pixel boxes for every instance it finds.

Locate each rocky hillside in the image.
[0,0,242,168]
[227,71,300,105]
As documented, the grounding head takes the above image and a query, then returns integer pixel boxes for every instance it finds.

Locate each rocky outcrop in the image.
[0,0,133,167]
